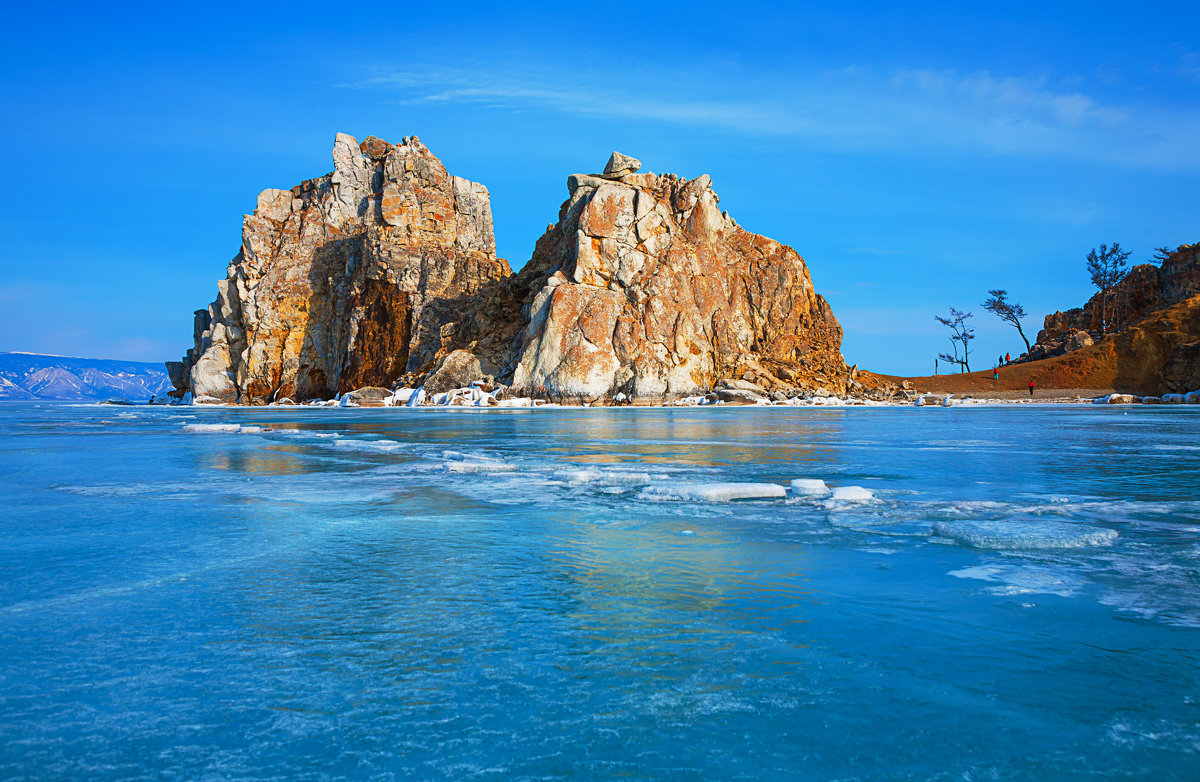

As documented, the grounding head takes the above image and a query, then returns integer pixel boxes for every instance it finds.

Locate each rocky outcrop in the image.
[502,152,848,403]
[171,139,849,404]
[1034,243,1200,358]
[172,133,510,403]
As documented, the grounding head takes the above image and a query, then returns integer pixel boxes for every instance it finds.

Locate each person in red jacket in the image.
[1028,379,1036,397]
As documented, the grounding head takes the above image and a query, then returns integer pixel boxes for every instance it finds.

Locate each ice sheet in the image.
[933,519,1118,550]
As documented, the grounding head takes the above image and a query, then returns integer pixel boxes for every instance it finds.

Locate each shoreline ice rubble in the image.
[169,420,1132,555]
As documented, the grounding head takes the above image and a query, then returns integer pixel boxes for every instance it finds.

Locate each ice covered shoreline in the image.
[160,387,1173,410]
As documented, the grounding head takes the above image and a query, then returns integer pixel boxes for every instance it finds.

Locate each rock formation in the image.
[170,138,850,404]
[1032,243,1200,360]
[170,133,509,403]
[997,243,1200,396]
[502,152,848,402]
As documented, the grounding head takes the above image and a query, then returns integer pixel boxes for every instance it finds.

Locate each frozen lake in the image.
[1,402,1198,779]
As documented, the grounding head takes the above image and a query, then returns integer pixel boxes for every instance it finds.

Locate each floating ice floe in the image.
[555,468,653,485]
[829,486,875,502]
[790,478,830,497]
[443,452,515,473]
[932,519,1117,550]
[642,482,787,502]
[332,438,403,453]
[181,423,263,434]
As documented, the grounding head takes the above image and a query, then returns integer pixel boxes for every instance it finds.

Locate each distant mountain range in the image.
[0,352,173,401]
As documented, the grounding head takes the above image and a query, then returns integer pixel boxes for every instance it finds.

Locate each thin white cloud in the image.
[342,62,1200,169]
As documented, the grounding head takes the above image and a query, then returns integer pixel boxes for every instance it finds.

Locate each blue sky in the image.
[1,1,1197,375]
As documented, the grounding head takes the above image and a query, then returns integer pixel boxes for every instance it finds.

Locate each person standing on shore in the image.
[1028,379,1035,397]
[994,366,999,381]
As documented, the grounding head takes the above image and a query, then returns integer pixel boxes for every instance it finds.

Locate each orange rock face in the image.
[1024,243,1200,395]
[175,133,510,403]
[1038,243,1200,343]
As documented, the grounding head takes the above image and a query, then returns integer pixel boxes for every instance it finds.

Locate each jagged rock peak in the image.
[170,132,510,404]
[168,137,851,406]
[506,155,849,403]
[603,151,641,177]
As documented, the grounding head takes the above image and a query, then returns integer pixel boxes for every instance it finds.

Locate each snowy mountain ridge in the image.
[0,352,172,401]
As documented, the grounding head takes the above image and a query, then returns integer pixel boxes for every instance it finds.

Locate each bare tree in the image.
[1086,242,1131,333]
[935,307,975,373]
[981,289,1031,354]
[1152,246,1174,266]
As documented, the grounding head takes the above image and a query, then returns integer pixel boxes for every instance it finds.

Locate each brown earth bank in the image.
[865,292,1200,399]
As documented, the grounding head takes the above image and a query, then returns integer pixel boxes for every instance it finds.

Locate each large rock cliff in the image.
[170,138,850,404]
[170,133,509,403]
[502,153,847,402]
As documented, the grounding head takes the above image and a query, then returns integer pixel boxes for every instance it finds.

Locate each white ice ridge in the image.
[932,519,1118,550]
[554,468,653,485]
[790,478,830,496]
[829,486,875,501]
[181,423,264,434]
[331,438,403,453]
[642,482,787,502]
[442,451,514,473]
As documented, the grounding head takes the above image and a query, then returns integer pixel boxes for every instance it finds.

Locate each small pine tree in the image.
[1086,242,1131,333]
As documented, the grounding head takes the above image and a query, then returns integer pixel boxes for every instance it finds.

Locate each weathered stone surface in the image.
[1036,243,1200,350]
[718,378,767,394]
[359,135,393,160]
[506,156,848,403]
[1063,330,1094,352]
[171,133,510,403]
[717,388,767,405]
[172,141,849,406]
[423,349,484,396]
[1161,339,1200,395]
[165,361,188,397]
[345,386,392,406]
[603,151,641,177]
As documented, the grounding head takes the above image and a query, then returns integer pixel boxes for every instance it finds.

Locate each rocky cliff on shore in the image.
[1014,243,1200,395]
[1030,243,1200,362]
[169,134,510,404]
[170,135,851,405]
